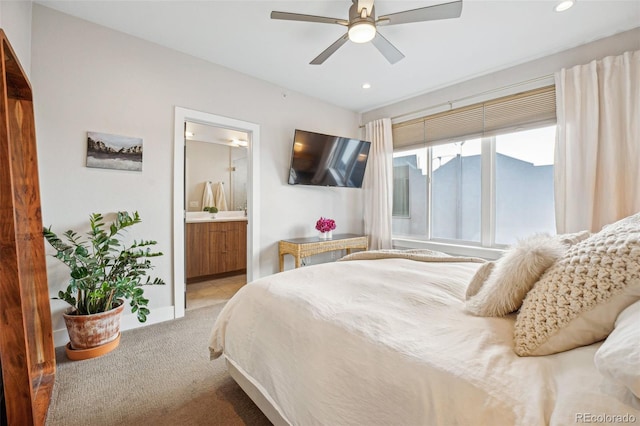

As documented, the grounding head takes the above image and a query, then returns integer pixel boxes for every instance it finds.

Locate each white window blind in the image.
[392,85,556,150]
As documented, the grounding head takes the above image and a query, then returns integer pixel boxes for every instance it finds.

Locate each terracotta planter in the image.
[65,334,121,361]
[63,301,125,350]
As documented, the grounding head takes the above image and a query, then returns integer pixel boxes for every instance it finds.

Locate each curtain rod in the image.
[360,74,554,128]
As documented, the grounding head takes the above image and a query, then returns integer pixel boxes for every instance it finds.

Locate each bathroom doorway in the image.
[173,107,260,319]
[184,123,248,310]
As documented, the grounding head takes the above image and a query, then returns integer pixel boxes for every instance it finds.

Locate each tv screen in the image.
[287,129,371,188]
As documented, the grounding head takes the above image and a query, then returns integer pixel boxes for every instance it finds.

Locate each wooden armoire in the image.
[0,29,56,425]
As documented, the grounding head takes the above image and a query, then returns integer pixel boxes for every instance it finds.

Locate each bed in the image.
[209,216,640,426]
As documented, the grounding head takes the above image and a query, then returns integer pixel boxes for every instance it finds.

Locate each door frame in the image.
[173,107,260,318]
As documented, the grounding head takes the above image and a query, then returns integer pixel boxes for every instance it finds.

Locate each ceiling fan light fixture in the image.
[554,0,575,12]
[272,0,463,64]
[348,21,376,43]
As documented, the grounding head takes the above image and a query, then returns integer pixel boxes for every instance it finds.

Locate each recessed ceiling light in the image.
[554,0,575,12]
[362,83,371,89]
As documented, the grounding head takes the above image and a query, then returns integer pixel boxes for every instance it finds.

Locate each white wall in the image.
[30,5,361,342]
[0,0,32,76]
[362,28,640,124]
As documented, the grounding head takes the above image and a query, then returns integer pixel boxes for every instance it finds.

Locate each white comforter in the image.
[209,258,640,426]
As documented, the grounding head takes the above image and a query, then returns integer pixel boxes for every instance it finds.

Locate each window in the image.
[392,164,410,217]
[392,149,427,236]
[494,126,556,244]
[391,86,556,248]
[431,139,482,242]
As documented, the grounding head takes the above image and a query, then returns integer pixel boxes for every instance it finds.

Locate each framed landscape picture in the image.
[86,131,143,171]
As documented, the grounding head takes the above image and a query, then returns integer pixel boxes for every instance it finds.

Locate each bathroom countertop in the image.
[186,216,248,223]
[185,211,248,223]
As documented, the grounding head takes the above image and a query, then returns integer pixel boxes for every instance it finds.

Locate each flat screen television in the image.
[287,129,371,188]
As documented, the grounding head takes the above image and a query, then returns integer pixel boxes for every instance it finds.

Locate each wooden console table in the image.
[279,234,368,272]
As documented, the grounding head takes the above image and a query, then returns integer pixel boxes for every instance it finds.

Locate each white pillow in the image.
[465,261,495,300]
[464,232,585,303]
[465,234,565,317]
[594,301,640,399]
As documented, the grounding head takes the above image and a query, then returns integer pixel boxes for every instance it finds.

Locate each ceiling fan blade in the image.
[310,33,350,65]
[271,11,348,26]
[371,32,405,64]
[377,0,462,26]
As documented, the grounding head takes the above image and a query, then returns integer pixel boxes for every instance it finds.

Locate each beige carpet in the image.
[46,303,271,426]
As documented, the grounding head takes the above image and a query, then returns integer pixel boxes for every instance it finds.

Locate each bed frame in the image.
[225,357,289,426]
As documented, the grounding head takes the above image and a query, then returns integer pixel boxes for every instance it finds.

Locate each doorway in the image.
[184,122,248,310]
[173,107,260,319]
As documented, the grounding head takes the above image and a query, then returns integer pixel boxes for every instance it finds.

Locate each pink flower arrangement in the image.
[315,217,336,233]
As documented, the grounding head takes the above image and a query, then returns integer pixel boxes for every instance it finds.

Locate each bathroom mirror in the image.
[184,122,248,212]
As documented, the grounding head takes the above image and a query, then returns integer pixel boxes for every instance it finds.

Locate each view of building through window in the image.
[392,149,428,237]
[431,139,481,242]
[392,125,556,247]
[495,126,556,244]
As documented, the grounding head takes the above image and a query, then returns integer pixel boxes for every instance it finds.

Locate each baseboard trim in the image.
[53,305,176,348]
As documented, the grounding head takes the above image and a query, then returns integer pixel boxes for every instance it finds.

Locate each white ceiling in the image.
[36,0,640,112]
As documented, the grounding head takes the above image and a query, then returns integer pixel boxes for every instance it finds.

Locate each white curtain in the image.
[554,50,640,233]
[363,118,393,249]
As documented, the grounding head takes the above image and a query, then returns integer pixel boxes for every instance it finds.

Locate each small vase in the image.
[319,230,333,240]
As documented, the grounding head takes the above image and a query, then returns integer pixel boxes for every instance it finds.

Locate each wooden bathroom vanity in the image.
[185,217,247,281]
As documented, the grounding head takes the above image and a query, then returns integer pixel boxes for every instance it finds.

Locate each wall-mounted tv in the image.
[287,129,371,188]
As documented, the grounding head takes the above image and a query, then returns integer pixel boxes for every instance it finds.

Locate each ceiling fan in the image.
[271,0,463,65]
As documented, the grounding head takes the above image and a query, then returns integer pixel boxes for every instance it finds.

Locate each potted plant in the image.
[43,211,164,360]
[203,206,218,217]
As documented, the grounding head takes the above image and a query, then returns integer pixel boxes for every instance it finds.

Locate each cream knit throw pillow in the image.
[556,230,591,246]
[514,213,640,356]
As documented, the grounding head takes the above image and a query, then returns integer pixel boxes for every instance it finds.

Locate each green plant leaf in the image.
[43,211,164,323]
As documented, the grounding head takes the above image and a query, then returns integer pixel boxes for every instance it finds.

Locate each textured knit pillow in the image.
[465,234,565,317]
[514,212,640,356]
[594,300,640,398]
[556,230,591,247]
